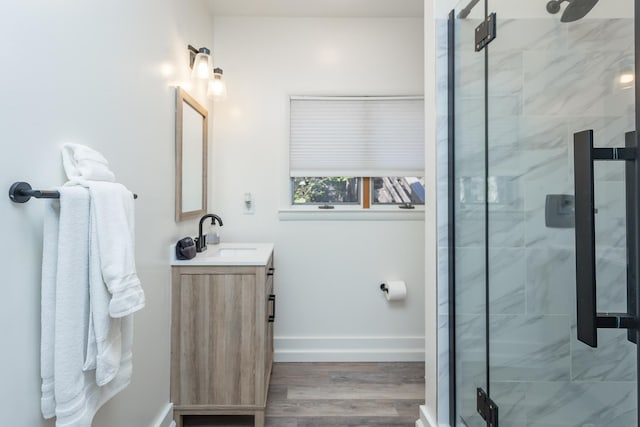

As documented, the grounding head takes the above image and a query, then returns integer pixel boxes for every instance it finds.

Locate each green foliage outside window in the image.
[292,177,359,204]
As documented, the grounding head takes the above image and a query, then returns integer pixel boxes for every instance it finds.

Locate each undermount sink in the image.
[170,242,273,266]
[214,247,258,257]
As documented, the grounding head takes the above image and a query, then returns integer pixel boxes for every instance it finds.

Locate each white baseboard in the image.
[273,336,425,362]
[151,402,174,427]
[419,405,446,427]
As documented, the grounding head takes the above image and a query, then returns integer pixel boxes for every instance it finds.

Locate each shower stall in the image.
[445,0,639,425]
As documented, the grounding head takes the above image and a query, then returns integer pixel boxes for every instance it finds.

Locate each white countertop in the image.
[170,242,274,266]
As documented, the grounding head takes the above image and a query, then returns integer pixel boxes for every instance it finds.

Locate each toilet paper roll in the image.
[384,281,407,301]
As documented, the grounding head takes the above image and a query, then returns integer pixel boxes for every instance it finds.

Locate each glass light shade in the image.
[208,70,227,100]
[191,52,213,80]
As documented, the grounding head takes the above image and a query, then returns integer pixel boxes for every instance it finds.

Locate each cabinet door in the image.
[175,273,257,406]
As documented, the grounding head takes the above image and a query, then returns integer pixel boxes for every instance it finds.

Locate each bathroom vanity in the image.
[170,243,275,427]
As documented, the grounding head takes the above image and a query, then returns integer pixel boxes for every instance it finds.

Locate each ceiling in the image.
[206,0,424,18]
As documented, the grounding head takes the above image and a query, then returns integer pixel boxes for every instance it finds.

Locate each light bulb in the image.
[195,60,210,79]
[209,79,226,96]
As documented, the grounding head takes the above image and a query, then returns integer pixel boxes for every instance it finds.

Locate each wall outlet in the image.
[243,192,255,214]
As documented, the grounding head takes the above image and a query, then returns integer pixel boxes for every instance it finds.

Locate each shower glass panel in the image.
[485,1,637,425]
[453,0,487,425]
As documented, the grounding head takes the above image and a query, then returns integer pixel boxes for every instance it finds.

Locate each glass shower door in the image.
[453,1,487,425]
[486,1,638,425]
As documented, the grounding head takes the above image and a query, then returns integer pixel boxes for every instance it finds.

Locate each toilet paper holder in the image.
[379,281,408,302]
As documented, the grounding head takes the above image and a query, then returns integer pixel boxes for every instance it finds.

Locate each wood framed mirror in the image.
[175,87,208,222]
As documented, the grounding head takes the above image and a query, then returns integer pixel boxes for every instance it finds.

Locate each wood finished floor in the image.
[182,362,425,427]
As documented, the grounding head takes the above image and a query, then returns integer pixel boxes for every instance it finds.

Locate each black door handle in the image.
[625,131,638,345]
[573,130,598,347]
[573,130,638,348]
[268,267,275,276]
[268,294,276,322]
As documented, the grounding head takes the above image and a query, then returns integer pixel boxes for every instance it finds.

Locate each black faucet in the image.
[196,214,224,252]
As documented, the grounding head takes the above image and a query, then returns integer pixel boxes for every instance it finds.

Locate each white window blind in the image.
[289,96,425,177]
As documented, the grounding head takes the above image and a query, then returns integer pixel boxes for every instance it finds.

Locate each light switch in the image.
[243,192,254,214]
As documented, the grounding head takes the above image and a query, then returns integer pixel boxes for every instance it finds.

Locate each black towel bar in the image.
[9,181,138,203]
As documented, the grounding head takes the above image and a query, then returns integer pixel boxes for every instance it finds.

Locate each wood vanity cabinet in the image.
[170,253,275,427]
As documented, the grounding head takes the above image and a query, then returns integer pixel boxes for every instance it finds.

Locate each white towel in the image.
[61,143,143,384]
[85,194,124,386]
[61,143,116,183]
[41,198,60,419]
[41,187,134,427]
[51,187,93,425]
[60,143,145,318]
[83,181,145,318]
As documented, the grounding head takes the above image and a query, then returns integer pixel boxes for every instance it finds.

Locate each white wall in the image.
[421,0,440,425]
[0,1,213,426]
[211,17,426,361]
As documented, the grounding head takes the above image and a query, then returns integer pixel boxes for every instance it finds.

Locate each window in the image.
[292,177,360,205]
[372,176,425,206]
[291,176,425,208]
[289,96,425,209]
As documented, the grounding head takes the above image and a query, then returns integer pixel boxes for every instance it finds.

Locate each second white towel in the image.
[61,143,115,183]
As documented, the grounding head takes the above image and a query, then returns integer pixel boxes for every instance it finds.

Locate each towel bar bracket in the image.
[9,182,31,203]
[9,182,59,203]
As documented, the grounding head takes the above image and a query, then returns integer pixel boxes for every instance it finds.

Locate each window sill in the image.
[278,207,425,221]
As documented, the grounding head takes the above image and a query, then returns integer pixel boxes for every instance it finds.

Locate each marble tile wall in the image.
[441,16,637,427]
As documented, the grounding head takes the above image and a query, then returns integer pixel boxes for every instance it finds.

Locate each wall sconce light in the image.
[188,44,227,100]
[188,45,213,80]
[208,68,227,100]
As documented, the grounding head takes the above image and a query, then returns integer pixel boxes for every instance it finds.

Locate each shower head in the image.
[561,0,600,22]
[546,0,600,22]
